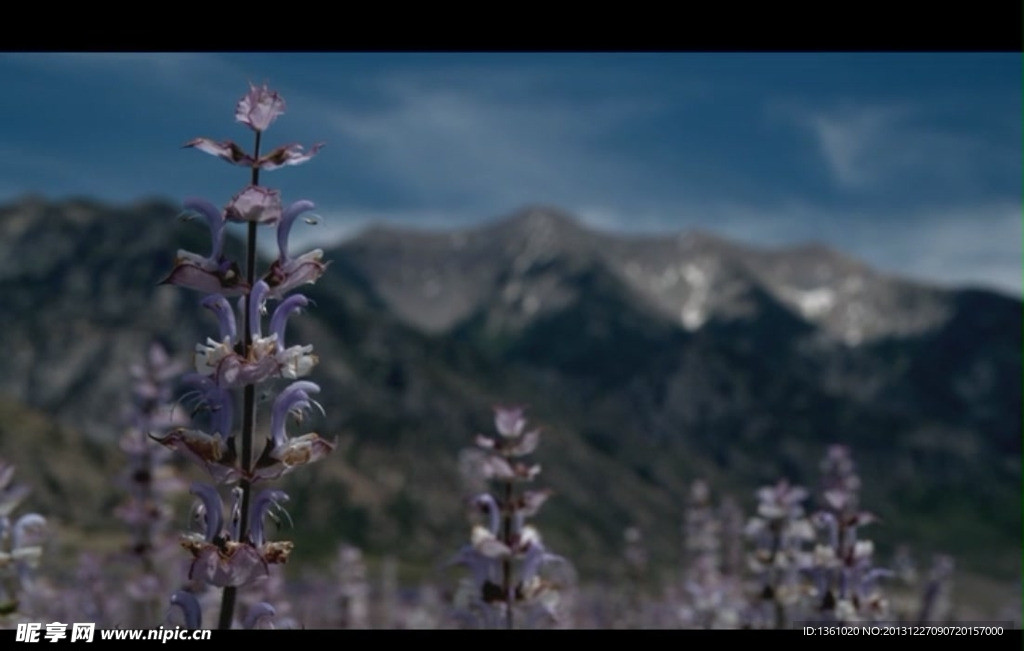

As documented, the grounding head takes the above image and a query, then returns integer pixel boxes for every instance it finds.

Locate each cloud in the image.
[312,74,666,211]
[790,101,1013,196]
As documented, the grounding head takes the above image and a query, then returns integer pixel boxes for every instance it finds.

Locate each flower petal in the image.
[235,83,286,132]
[277,200,317,261]
[160,250,249,296]
[263,250,329,299]
[225,186,282,224]
[190,483,224,543]
[253,433,334,481]
[277,345,317,379]
[201,295,238,344]
[184,138,255,166]
[152,428,240,483]
[257,142,324,171]
[269,294,309,351]
[169,591,203,629]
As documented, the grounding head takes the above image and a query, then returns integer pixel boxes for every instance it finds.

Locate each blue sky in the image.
[1,52,1020,294]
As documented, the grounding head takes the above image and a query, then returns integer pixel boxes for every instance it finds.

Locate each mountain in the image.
[335,205,1022,573]
[0,197,1019,585]
[340,206,957,344]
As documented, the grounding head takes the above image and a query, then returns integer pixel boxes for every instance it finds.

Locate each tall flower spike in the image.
[166,82,330,628]
[451,407,568,629]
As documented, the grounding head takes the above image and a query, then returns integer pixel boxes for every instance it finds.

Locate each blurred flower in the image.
[451,408,569,628]
[168,590,203,629]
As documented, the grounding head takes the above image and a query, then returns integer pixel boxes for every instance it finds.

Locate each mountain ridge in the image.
[0,196,1018,584]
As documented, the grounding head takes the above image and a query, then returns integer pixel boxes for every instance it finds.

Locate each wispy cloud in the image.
[312,74,667,211]
[789,101,1015,196]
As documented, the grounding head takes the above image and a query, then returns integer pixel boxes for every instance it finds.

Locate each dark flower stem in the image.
[218,130,262,630]
[502,479,514,630]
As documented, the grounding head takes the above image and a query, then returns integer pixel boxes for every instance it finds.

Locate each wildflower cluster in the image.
[746,479,816,627]
[115,342,188,621]
[679,480,746,628]
[451,406,569,628]
[0,460,46,623]
[744,446,892,627]
[154,83,333,628]
[810,444,891,622]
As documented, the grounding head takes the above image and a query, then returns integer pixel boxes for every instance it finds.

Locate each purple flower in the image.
[185,540,267,588]
[276,200,317,261]
[184,374,234,439]
[251,381,334,481]
[225,185,282,224]
[262,200,328,299]
[269,381,321,450]
[160,198,247,296]
[269,294,309,353]
[193,284,317,387]
[169,591,203,629]
[179,483,294,587]
[191,482,225,542]
[247,280,272,341]
[244,603,277,629]
[201,295,238,345]
[235,83,286,133]
[518,528,565,586]
[263,250,328,300]
[248,488,290,547]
